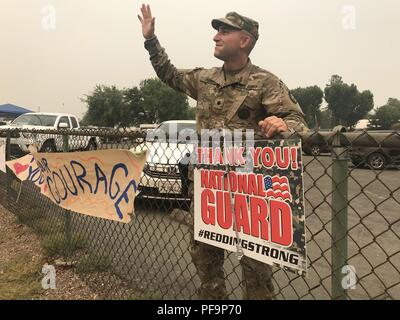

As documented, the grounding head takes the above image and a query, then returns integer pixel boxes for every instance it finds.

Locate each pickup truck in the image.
[0,112,100,155]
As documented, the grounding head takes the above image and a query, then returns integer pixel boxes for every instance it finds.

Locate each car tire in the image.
[367,152,386,170]
[40,141,56,153]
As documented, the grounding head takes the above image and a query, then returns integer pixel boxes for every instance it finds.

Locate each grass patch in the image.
[15,208,49,227]
[16,211,38,226]
[42,232,87,257]
[0,254,43,299]
[29,217,64,237]
[76,254,112,273]
[15,210,68,238]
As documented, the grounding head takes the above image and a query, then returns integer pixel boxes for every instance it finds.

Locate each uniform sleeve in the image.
[261,76,309,133]
[144,36,203,101]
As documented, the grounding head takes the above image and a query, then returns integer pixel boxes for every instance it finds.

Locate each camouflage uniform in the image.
[144,12,308,300]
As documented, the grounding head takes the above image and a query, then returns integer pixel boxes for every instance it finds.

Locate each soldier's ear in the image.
[240,34,252,50]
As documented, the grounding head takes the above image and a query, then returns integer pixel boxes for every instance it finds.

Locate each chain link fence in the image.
[0,127,399,300]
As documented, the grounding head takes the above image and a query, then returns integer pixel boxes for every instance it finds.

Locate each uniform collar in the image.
[207,59,254,88]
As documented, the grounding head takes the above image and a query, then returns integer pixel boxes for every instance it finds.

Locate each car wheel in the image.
[311,145,321,156]
[40,141,56,153]
[367,152,386,170]
[86,140,98,151]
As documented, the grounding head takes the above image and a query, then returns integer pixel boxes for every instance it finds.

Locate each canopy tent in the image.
[0,104,32,120]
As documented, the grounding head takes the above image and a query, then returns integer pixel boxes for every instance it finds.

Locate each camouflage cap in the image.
[212,12,259,40]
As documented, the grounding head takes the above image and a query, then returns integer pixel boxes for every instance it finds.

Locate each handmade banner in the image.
[6,154,47,193]
[194,139,307,275]
[0,138,5,173]
[7,149,148,223]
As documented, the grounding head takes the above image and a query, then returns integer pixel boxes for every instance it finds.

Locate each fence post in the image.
[62,133,72,257]
[5,131,11,206]
[331,126,349,300]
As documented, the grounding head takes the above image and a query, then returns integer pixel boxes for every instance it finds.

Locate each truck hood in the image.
[134,141,195,165]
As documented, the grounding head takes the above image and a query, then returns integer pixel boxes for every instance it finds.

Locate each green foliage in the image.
[42,232,87,257]
[81,79,192,128]
[76,253,112,273]
[81,85,128,128]
[139,78,192,123]
[0,254,43,299]
[25,216,64,237]
[291,86,324,129]
[324,75,374,128]
[368,98,400,130]
[318,108,333,129]
[187,106,196,120]
[123,87,145,127]
[81,75,379,131]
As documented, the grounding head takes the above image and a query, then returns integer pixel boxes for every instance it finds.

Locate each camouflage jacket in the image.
[144,36,308,138]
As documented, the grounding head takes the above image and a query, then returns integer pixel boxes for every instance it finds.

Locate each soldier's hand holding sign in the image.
[258,116,289,138]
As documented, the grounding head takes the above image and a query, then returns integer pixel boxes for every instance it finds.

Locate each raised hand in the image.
[137,3,155,40]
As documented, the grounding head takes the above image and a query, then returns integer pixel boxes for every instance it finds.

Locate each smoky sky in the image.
[0,0,399,119]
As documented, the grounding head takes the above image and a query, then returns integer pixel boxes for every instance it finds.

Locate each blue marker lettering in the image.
[94,163,108,195]
[60,165,78,196]
[109,163,128,200]
[114,180,137,219]
[70,160,93,194]
[46,176,61,204]
[52,171,68,201]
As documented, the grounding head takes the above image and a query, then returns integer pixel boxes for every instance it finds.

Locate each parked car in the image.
[302,130,333,156]
[348,130,400,169]
[0,112,100,156]
[139,123,158,132]
[136,120,197,202]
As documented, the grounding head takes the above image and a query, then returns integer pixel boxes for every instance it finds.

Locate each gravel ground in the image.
[0,203,100,300]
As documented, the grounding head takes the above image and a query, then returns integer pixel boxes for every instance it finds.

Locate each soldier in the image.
[138,4,308,300]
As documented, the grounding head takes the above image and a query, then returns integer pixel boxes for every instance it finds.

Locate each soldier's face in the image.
[213,26,245,61]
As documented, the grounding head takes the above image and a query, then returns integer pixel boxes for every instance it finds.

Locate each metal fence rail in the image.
[0,127,399,300]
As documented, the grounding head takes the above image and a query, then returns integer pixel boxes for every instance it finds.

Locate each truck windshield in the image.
[12,114,58,127]
[156,122,196,138]
[147,122,196,142]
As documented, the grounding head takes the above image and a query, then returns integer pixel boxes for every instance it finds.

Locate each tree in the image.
[187,106,196,120]
[81,85,130,128]
[291,86,324,129]
[139,78,191,123]
[324,75,374,128]
[318,107,333,129]
[82,79,193,128]
[368,98,400,130]
[123,87,145,127]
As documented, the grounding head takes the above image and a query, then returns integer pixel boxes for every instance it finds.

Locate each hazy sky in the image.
[0,0,399,119]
